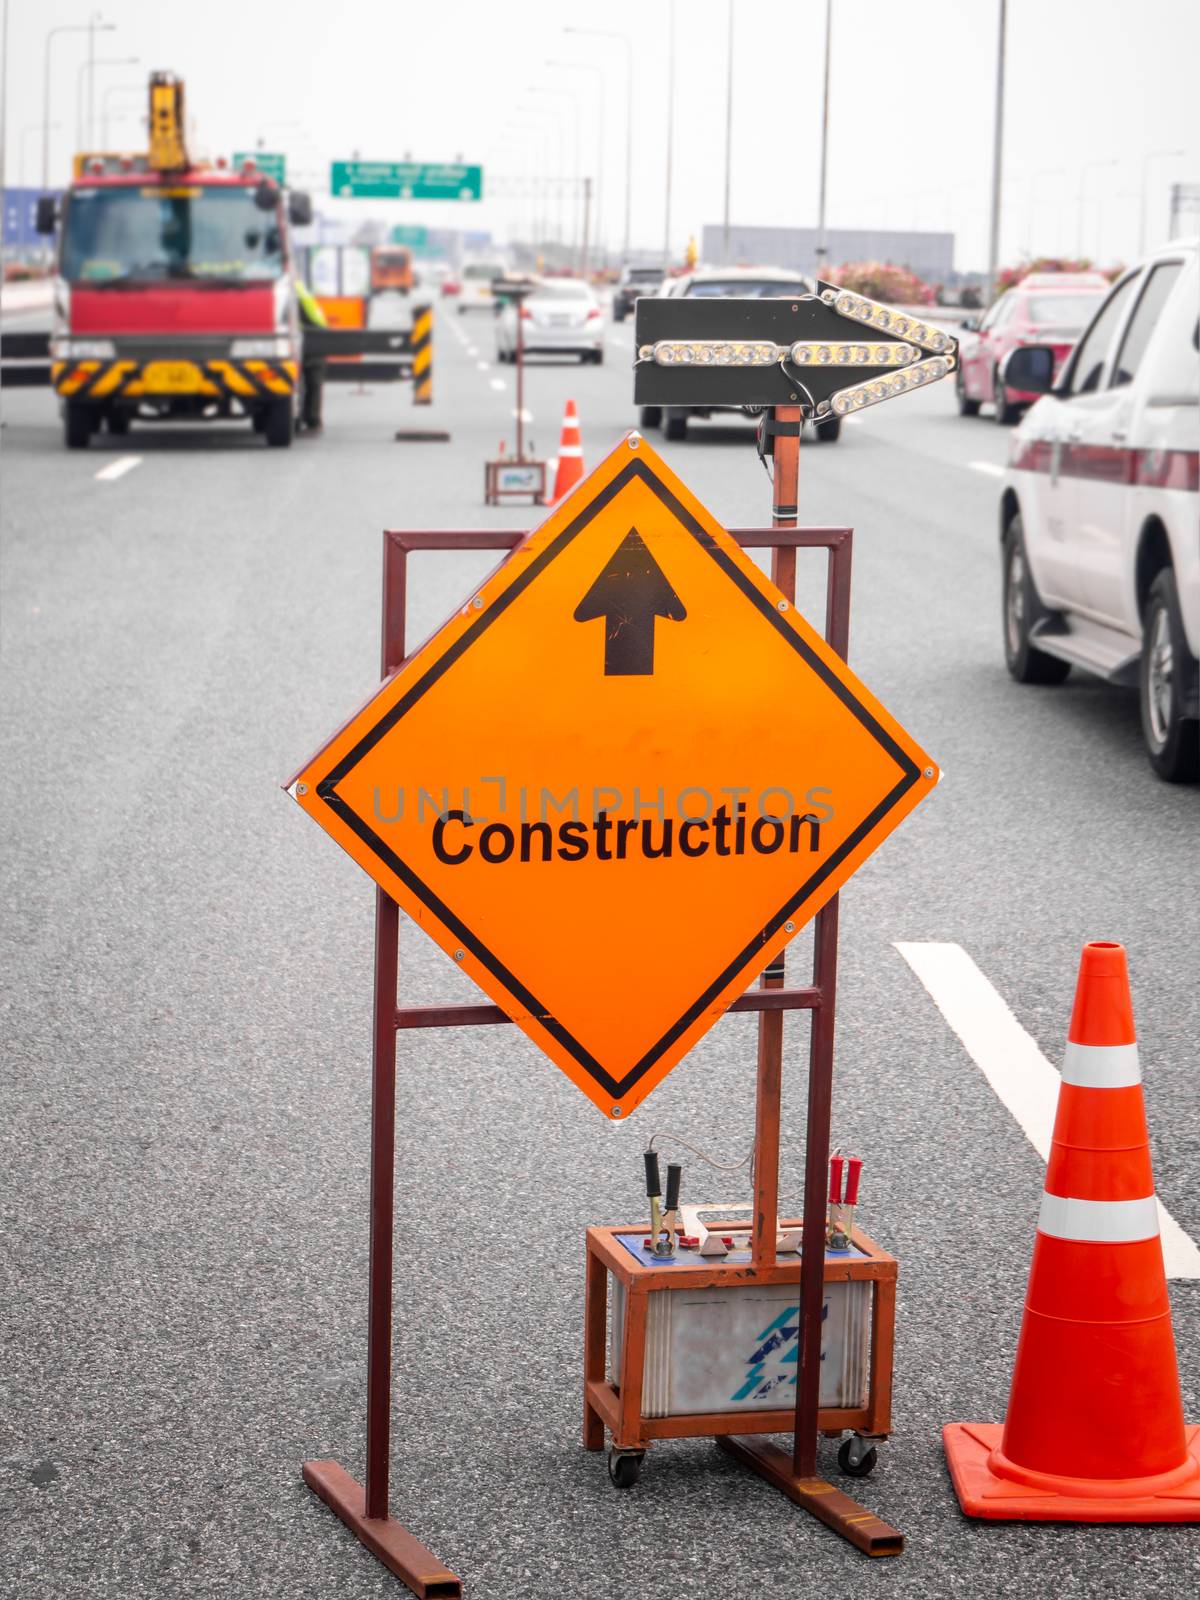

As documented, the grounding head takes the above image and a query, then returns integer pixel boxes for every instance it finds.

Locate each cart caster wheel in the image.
[607,1449,644,1489]
[837,1438,878,1478]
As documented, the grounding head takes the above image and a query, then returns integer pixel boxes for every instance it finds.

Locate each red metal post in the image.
[793,525,852,1473]
[365,887,399,1520]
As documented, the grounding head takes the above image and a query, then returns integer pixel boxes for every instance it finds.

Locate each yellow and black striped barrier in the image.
[410,305,432,406]
[50,356,297,401]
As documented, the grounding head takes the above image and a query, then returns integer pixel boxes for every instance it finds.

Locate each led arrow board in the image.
[289,435,939,1119]
[634,282,957,421]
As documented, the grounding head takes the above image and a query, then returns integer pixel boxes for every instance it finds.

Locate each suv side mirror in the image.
[35,195,58,234]
[1001,345,1055,395]
[288,190,313,228]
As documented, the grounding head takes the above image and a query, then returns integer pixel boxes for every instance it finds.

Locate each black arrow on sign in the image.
[573,527,687,676]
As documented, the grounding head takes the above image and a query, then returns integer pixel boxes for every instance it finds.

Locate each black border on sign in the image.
[316,459,921,1100]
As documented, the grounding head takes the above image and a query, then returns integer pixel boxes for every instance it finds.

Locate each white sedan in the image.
[496,278,604,364]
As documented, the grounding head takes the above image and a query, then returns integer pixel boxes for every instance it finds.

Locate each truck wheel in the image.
[638,406,661,431]
[107,412,131,436]
[663,408,688,441]
[64,402,93,449]
[1140,568,1200,783]
[1003,514,1071,684]
[264,397,294,448]
[815,416,841,443]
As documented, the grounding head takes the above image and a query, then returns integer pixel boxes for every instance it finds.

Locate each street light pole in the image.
[985,0,1007,304]
[529,86,580,268]
[549,60,605,267]
[815,0,832,275]
[722,0,734,265]
[663,0,676,268]
[42,19,114,188]
[565,27,632,263]
[1140,150,1184,255]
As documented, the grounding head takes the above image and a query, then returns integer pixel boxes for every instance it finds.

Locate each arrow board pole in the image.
[724,406,902,1552]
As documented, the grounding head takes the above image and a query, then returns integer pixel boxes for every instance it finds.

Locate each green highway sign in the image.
[390,224,428,247]
[330,161,482,201]
[234,150,286,184]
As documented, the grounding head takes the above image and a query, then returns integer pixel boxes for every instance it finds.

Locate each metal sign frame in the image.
[300,478,903,1589]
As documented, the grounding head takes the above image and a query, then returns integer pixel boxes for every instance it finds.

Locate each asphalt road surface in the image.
[3,303,1198,1600]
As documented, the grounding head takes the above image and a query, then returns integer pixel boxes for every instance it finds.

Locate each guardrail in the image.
[1,307,435,403]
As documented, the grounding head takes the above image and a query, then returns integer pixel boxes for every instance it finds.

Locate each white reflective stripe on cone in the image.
[557,445,583,456]
[1061,1040,1141,1088]
[1039,1192,1160,1243]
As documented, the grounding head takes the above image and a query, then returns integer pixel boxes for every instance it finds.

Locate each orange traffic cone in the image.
[944,941,1200,1521]
[551,400,584,501]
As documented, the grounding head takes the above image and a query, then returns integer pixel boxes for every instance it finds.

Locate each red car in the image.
[956,272,1110,423]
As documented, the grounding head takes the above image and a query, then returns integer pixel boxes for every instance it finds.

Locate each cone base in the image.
[943,1424,1200,1522]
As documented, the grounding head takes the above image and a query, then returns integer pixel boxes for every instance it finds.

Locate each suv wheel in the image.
[815,416,841,443]
[663,408,688,442]
[1140,568,1200,783]
[956,367,981,417]
[638,405,661,431]
[1002,514,1071,684]
[994,367,1020,425]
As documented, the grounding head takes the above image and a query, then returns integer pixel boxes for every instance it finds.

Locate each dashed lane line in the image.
[94,455,143,482]
[969,460,1005,477]
[896,940,1200,1280]
[489,377,507,391]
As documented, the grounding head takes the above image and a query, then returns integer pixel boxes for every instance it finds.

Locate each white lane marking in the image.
[94,455,143,482]
[895,941,1200,1280]
[477,360,491,372]
[465,346,478,357]
[843,415,863,426]
[489,377,506,391]
[513,408,533,423]
[969,460,1005,477]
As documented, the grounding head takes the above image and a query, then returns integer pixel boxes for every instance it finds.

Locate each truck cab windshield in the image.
[60,186,285,284]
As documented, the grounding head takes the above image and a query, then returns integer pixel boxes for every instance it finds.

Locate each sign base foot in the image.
[302,1459,462,1596]
[716,1436,904,1556]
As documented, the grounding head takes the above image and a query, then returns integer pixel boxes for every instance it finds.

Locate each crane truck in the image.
[37,72,314,449]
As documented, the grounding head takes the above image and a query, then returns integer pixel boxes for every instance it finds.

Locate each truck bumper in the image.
[52,355,298,402]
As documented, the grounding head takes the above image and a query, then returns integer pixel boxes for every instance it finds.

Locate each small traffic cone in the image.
[551,400,584,501]
[943,941,1200,1522]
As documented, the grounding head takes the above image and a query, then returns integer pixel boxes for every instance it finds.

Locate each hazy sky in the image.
[5,0,1198,271]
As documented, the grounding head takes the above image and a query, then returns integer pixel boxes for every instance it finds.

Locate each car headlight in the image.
[230,336,294,358]
[50,338,115,360]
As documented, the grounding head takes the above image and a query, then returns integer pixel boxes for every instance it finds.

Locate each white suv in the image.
[998,240,1199,781]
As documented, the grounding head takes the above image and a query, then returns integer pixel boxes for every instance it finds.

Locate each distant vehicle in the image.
[441,274,461,298]
[637,266,829,442]
[495,277,603,364]
[370,246,414,294]
[458,260,506,313]
[40,71,313,449]
[957,272,1110,424]
[998,239,1199,781]
[613,266,664,322]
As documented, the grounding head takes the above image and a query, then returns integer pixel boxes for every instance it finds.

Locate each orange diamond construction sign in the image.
[288,433,939,1118]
